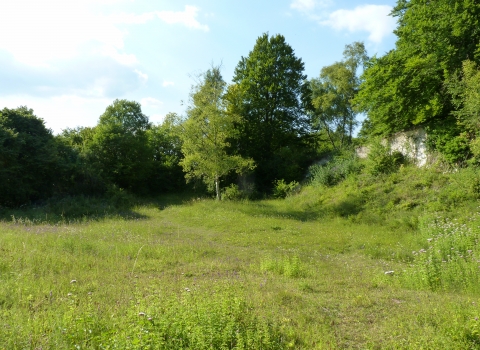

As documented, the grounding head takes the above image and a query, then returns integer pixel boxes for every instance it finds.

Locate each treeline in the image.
[0,33,367,206]
[2,0,480,207]
[0,103,185,207]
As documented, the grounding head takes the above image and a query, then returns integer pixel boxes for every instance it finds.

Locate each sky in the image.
[0,0,399,133]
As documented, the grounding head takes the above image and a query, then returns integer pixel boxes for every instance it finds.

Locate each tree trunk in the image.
[215,176,221,201]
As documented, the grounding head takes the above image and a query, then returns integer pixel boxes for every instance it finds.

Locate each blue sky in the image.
[0,0,398,133]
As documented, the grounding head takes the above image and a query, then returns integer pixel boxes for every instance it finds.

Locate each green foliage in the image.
[228,33,313,190]
[222,184,244,201]
[272,179,299,199]
[0,107,68,206]
[447,60,480,132]
[425,121,472,165]
[113,289,286,349]
[88,99,152,193]
[309,153,363,187]
[310,42,368,150]
[57,287,287,349]
[179,67,254,200]
[57,127,108,196]
[366,140,405,176]
[401,215,480,294]
[260,255,302,278]
[357,0,480,136]
[147,113,185,193]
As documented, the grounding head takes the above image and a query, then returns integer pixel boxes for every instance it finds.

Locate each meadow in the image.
[2,164,480,349]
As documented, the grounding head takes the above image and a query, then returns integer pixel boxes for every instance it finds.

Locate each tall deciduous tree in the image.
[228,33,311,190]
[147,113,185,193]
[179,67,254,200]
[88,99,152,192]
[356,0,480,136]
[0,107,59,205]
[310,42,368,151]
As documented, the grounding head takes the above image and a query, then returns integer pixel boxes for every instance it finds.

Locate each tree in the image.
[88,99,152,192]
[0,107,60,205]
[179,67,254,200]
[228,33,311,190]
[356,0,480,136]
[448,60,480,132]
[147,113,185,193]
[57,126,107,195]
[310,42,368,151]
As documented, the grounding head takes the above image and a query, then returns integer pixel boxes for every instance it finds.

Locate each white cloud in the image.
[291,0,316,11]
[0,1,135,67]
[134,69,149,83]
[141,97,163,107]
[156,6,209,32]
[0,2,208,67]
[162,81,175,87]
[0,0,131,66]
[110,6,209,31]
[321,5,395,43]
[110,12,156,24]
[290,0,332,12]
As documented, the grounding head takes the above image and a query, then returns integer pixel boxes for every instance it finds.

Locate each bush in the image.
[222,184,244,201]
[272,179,299,199]
[367,140,406,176]
[309,153,363,187]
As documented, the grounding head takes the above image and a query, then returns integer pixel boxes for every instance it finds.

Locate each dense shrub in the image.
[272,179,299,199]
[0,107,68,206]
[222,184,244,200]
[308,153,362,186]
[366,140,406,176]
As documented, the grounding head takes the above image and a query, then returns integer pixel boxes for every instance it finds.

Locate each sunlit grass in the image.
[2,165,480,348]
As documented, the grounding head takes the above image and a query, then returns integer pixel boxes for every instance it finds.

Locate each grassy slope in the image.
[2,165,480,348]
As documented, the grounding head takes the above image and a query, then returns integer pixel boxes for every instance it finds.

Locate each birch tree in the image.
[179,67,254,200]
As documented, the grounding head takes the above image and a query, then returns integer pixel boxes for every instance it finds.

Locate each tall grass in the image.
[3,163,480,348]
[400,213,480,294]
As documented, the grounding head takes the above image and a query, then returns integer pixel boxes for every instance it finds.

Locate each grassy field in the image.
[3,165,480,349]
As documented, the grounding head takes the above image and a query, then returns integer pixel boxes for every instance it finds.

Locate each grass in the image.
[2,164,480,348]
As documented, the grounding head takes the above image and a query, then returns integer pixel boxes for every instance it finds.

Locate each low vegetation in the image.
[2,157,480,349]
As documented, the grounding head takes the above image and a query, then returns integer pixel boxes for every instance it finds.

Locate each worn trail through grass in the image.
[2,196,480,349]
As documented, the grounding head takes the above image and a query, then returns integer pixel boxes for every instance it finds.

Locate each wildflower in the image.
[184,288,191,292]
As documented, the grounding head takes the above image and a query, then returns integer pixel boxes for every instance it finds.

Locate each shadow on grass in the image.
[328,195,366,218]
[227,201,317,222]
[0,192,197,225]
[230,193,366,223]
